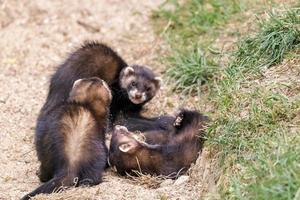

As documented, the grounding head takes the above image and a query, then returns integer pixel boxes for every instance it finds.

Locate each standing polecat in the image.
[109,110,209,177]
[21,77,112,200]
[40,41,161,123]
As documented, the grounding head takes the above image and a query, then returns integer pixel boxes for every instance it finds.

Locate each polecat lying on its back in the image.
[40,41,161,123]
[21,77,112,200]
[109,110,209,177]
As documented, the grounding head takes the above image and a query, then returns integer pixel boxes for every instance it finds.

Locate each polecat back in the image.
[22,77,112,200]
[109,110,209,177]
[40,41,161,123]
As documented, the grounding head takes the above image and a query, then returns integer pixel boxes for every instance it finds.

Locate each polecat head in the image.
[119,65,161,105]
[110,125,147,154]
[109,125,160,173]
[68,77,112,105]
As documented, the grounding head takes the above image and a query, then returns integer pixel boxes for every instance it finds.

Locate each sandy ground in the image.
[0,1,218,199]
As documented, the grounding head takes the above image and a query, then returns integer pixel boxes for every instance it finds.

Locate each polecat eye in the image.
[146,87,151,92]
[131,81,137,87]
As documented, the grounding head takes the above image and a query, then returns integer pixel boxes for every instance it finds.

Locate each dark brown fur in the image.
[40,41,160,123]
[21,77,112,200]
[109,110,208,177]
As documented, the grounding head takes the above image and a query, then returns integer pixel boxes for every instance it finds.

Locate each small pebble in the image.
[174,175,189,185]
[160,179,174,187]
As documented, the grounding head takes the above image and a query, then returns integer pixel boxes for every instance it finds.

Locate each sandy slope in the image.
[0,1,217,199]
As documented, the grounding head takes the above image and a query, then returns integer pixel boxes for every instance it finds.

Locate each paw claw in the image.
[174,115,183,126]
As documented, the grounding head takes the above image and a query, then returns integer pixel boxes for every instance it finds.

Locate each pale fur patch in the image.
[129,89,146,104]
[141,92,147,102]
[124,66,134,75]
[129,88,138,98]
[115,125,128,132]
[154,77,162,88]
[120,75,135,89]
[73,79,82,89]
[102,80,112,101]
[62,108,95,168]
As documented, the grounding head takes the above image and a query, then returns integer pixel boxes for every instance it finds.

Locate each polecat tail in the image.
[21,172,77,200]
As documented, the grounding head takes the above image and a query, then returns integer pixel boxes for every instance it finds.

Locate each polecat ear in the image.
[72,79,82,88]
[123,66,135,76]
[154,77,162,88]
[119,142,137,154]
[68,79,83,102]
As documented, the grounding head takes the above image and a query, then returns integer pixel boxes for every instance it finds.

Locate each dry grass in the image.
[125,172,167,189]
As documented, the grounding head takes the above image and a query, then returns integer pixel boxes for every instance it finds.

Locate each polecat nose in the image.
[135,93,142,99]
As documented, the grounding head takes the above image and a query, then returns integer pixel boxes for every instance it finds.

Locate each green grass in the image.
[210,87,300,199]
[164,47,218,94]
[246,136,300,200]
[227,9,300,79]
[153,0,242,44]
[209,8,300,199]
[153,1,300,199]
[152,0,245,94]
